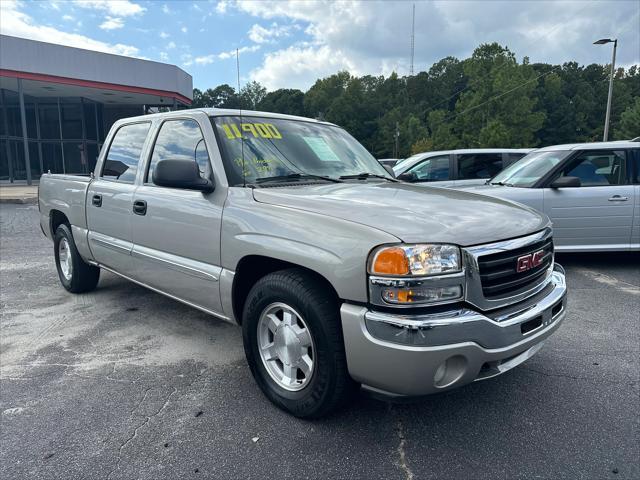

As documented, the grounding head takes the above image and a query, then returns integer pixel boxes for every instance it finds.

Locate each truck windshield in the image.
[490,150,571,187]
[211,115,390,185]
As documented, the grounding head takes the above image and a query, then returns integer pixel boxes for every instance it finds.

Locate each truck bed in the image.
[38,173,91,241]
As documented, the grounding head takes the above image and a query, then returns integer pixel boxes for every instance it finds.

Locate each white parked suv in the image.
[393,148,532,187]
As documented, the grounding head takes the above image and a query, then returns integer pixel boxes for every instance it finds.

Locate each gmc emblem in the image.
[516,250,545,273]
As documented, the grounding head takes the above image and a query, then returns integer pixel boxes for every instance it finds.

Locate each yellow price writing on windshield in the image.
[221,123,282,140]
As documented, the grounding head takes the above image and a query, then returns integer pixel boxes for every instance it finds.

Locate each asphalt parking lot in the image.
[1,203,638,480]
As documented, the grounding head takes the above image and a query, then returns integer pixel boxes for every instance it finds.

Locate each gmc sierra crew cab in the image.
[38,109,567,418]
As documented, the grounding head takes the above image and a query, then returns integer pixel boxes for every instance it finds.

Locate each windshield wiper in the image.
[254,173,343,184]
[490,181,514,186]
[339,172,399,182]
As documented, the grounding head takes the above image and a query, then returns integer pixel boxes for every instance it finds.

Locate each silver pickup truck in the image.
[38,109,567,418]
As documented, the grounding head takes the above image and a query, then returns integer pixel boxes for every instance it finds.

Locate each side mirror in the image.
[397,171,418,182]
[153,159,214,192]
[550,176,581,188]
[382,164,396,177]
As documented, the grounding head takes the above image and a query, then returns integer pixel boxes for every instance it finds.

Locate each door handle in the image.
[133,200,147,216]
[92,194,102,207]
[608,195,628,202]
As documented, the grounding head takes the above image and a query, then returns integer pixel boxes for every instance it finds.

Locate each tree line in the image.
[192,43,640,158]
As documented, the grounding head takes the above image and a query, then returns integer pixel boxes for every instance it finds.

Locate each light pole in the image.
[594,38,617,141]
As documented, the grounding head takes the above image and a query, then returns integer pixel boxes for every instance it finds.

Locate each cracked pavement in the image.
[1,204,639,479]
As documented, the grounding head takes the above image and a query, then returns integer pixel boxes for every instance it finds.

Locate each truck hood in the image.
[252,182,549,246]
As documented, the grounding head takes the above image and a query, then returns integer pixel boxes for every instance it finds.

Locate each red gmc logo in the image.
[516,250,545,273]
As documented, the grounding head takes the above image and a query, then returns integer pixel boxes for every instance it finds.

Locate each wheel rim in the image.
[257,302,315,392]
[58,238,73,281]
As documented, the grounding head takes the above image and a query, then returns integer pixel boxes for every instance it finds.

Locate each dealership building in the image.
[0,35,193,184]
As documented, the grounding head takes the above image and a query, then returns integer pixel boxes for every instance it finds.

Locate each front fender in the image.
[221,188,399,303]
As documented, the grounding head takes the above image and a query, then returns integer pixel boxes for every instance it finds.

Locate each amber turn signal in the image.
[371,247,410,275]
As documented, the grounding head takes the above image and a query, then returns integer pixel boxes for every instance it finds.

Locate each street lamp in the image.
[594,38,617,142]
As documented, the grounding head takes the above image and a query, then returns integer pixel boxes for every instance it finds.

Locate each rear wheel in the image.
[242,269,356,418]
[54,224,100,293]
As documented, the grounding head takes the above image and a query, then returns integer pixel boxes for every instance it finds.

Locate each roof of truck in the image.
[536,141,639,151]
[119,107,337,127]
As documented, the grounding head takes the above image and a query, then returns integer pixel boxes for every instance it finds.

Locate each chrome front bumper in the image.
[341,265,567,398]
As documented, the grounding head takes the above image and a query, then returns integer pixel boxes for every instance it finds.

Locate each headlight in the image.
[369,244,461,276]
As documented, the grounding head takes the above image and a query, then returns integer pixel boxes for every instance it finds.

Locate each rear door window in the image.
[407,155,450,181]
[101,122,151,183]
[457,153,503,180]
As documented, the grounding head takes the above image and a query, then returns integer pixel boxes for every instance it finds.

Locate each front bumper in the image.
[341,265,567,397]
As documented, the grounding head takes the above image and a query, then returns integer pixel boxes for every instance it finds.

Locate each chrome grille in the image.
[477,236,554,299]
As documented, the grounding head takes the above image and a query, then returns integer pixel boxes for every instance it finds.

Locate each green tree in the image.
[615,97,640,139]
[240,81,267,110]
[258,89,305,116]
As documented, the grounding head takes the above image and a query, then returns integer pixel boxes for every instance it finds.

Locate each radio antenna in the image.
[236,48,246,187]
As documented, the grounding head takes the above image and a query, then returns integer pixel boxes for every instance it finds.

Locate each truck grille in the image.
[478,236,553,299]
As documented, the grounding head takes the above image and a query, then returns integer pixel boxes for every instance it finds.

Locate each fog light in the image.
[382,285,462,305]
[433,355,467,388]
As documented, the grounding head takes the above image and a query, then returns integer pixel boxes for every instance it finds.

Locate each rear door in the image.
[131,116,226,315]
[543,149,634,251]
[86,122,151,275]
[453,152,505,187]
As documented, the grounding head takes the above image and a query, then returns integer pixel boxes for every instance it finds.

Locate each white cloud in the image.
[162,4,170,14]
[99,16,124,31]
[166,41,176,49]
[159,31,169,39]
[250,45,354,90]
[218,44,261,59]
[62,14,74,21]
[233,0,639,91]
[215,1,229,14]
[74,0,145,17]
[193,45,261,66]
[181,26,188,33]
[0,0,140,56]
[159,51,169,62]
[248,22,294,44]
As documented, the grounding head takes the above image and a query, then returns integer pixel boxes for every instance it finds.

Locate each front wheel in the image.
[54,224,100,293]
[242,269,356,418]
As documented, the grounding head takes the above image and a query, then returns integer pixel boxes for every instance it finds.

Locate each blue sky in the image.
[2,0,639,92]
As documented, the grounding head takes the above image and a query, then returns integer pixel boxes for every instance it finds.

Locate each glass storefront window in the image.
[38,103,60,139]
[87,143,99,173]
[0,140,8,180]
[4,90,22,138]
[63,142,86,174]
[61,101,83,139]
[83,102,97,140]
[41,142,64,174]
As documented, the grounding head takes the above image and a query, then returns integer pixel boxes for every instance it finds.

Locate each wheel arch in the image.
[50,209,70,237]
[231,255,340,324]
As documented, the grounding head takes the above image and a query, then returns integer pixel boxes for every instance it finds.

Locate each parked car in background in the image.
[378,158,399,167]
[454,141,640,252]
[38,109,567,418]
[393,148,532,187]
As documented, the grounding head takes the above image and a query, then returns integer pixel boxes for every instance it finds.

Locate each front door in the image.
[86,122,151,275]
[543,149,635,251]
[131,118,225,315]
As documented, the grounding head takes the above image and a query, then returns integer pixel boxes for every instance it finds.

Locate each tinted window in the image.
[147,119,211,183]
[492,150,571,187]
[457,153,503,180]
[630,149,639,184]
[559,150,627,186]
[102,122,150,183]
[407,155,450,181]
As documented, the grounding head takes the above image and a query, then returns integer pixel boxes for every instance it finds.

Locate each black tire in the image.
[242,268,357,418]
[54,223,100,293]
